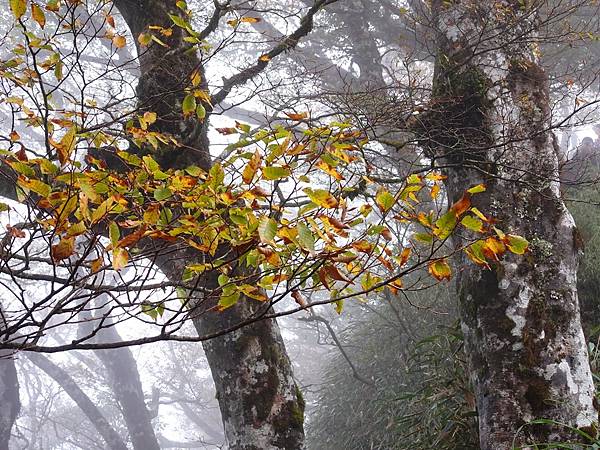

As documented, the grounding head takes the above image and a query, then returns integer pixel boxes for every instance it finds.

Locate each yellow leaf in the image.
[428,259,452,281]
[112,247,129,271]
[191,70,202,87]
[304,188,338,209]
[55,126,77,165]
[259,54,271,62]
[430,183,440,200]
[242,150,262,184]
[143,111,157,125]
[10,0,26,19]
[90,258,103,273]
[112,35,126,48]
[31,3,46,28]
[240,17,261,23]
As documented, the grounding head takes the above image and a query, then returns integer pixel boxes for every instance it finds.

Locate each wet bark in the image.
[27,352,128,450]
[113,1,305,448]
[0,307,19,450]
[423,1,598,448]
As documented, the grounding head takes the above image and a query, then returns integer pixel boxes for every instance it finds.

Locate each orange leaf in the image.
[291,290,307,308]
[6,225,26,238]
[112,35,126,48]
[285,112,308,121]
[90,258,103,273]
[116,225,147,249]
[324,265,352,283]
[352,240,373,253]
[51,236,75,261]
[450,193,471,217]
[242,149,262,184]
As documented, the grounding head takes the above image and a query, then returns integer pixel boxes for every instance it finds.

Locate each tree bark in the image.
[0,306,19,450]
[0,352,19,450]
[27,352,128,450]
[113,2,305,448]
[424,1,598,448]
[95,326,161,450]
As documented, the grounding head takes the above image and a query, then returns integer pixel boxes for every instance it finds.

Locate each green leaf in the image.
[262,166,291,180]
[209,162,224,189]
[154,187,173,201]
[218,289,240,310]
[258,216,277,244]
[10,0,26,19]
[334,298,344,315]
[143,155,160,173]
[168,13,188,29]
[182,94,196,116]
[434,211,457,239]
[297,222,315,253]
[375,188,395,212]
[413,232,433,244]
[0,202,10,212]
[506,234,528,255]
[109,221,120,247]
[196,103,206,121]
[467,184,486,194]
[460,215,484,232]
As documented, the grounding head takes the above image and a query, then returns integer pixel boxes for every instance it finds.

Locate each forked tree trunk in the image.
[424,1,598,448]
[113,2,305,448]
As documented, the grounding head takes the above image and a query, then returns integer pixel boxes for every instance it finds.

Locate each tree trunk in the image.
[27,352,128,450]
[424,1,598,448]
[0,352,19,450]
[113,2,305,448]
[95,326,160,450]
[0,306,19,450]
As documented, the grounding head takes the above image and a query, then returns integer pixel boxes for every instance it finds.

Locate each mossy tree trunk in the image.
[425,1,598,448]
[113,2,304,448]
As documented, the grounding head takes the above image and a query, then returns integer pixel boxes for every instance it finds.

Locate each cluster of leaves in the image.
[3,113,528,317]
[0,0,528,320]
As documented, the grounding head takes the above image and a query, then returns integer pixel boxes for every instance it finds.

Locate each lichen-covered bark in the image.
[113,2,304,448]
[424,1,598,448]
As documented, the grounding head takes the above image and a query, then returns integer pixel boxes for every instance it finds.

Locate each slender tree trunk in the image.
[423,1,598,448]
[0,306,19,450]
[95,325,160,450]
[113,2,305,448]
[0,352,18,450]
[27,352,128,450]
